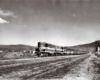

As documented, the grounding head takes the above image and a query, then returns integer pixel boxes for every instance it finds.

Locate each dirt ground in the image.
[63,53,100,80]
[0,54,89,80]
[1,54,100,80]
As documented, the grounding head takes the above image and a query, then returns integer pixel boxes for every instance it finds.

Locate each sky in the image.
[0,0,100,46]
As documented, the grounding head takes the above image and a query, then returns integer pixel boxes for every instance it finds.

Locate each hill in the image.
[0,44,36,59]
[68,40,100,52]
[0,44,35,51]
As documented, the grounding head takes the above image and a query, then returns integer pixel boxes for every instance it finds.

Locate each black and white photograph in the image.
[0,0,100,80]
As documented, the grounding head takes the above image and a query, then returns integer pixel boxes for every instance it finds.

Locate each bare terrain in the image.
[63,53,100,80]
[0,54,89,80]
[0,54,100,80]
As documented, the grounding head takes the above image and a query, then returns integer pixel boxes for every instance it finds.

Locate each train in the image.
[35,42,87,57]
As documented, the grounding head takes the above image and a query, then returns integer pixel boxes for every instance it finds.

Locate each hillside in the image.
[0,44,35,51]
[68,40,100,52]
[0,44,36,59]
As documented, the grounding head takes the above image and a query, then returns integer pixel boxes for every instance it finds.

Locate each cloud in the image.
[0,17,9,24]
[0,9,16,18]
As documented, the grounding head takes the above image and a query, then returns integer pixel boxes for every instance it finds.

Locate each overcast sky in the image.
[0,0,100,46]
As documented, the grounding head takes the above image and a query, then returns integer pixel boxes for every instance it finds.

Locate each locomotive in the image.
[35,42,65,57]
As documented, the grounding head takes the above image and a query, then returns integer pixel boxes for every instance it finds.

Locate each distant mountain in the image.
[68,40,100,52]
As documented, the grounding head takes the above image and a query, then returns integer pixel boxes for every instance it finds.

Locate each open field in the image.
[0,55,82,66]
[0,54,90,80]
[0,53,100,80]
